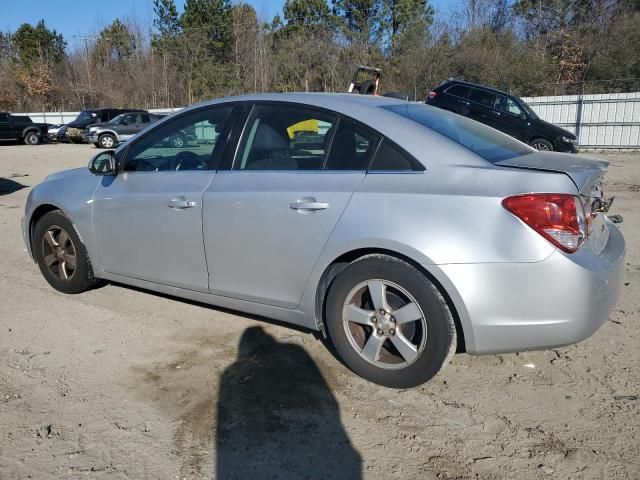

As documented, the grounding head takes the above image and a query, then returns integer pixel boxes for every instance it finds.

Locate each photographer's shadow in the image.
[215,326,361,479]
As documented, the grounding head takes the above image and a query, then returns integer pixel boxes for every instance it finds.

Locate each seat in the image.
[244,123,297,170]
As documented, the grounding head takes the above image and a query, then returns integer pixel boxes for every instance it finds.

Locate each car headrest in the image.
[252,123,289,150]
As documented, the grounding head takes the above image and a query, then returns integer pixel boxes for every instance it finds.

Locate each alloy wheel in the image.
[533,142,550,151]
[41,225,77,281]
[101,136,115,148]
[342,279,428,370]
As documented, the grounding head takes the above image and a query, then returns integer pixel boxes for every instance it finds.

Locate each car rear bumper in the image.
[437,221,625,354]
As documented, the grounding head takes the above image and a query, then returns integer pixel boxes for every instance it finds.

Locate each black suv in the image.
[426,79,578,152]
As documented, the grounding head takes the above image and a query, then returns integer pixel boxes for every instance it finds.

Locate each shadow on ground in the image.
[215,326,361,479]
[0,177,27,196]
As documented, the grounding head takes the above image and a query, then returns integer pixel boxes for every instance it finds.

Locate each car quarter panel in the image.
[23,168,101,269]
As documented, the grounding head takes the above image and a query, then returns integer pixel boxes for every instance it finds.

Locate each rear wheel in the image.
[325,255,456,388]
[24,131,40,145]
[33,211,101,294]
[530,138,553,151]
[98,133,117,149]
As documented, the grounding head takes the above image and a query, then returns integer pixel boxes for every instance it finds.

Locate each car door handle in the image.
[290,197,329,212]
[491,110,501,116]
[168,197,196,209]
[459,99,470,105]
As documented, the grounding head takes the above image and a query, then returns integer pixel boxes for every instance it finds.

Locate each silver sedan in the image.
[22,93,625,387]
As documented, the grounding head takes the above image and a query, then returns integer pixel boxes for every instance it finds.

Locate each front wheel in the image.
[170,134,186,148]
[530,138,553,151]
[33,211,101,294]
[24,131,40,145]
[98,133,117,149]
[325,255,456,388]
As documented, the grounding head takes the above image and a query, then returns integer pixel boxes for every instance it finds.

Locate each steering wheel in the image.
[174,151,206,171]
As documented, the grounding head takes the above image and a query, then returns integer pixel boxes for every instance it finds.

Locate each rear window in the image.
[382,104,533,163]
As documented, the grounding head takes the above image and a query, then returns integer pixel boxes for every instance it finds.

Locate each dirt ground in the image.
[0,143,638,479]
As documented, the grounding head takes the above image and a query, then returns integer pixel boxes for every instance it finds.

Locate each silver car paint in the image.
[23,93,625,355]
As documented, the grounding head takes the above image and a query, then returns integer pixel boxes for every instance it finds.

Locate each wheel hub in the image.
[373,311,395,335]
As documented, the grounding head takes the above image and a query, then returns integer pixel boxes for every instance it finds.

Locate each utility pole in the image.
[73,34,100,103]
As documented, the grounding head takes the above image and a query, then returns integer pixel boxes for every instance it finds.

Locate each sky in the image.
[2,0,452,49]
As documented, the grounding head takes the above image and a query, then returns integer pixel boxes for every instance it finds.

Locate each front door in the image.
[92,105,235,291]
[203,103,381,308]
[490,94,529,141]
[117,113,142,142]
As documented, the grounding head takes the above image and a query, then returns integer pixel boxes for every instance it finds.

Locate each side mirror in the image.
[88,150,117,176]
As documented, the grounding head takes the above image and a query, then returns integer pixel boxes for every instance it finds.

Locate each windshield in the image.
[383,104,534,163]
[74,110,98,123]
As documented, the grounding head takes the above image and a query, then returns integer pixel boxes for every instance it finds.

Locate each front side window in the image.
[121,113,138,125]
[124,106,233,172]
[494,95,523,116]
[235,105,336,170]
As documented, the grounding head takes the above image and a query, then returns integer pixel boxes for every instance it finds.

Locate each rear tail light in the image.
[427,91,437,100]
[502,193,587,253]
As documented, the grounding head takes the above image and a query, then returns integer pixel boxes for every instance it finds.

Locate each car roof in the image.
[440,79,515,98]
[174,92,487,168]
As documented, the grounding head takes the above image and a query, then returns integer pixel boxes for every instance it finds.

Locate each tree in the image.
[10,20,66,67]
[284,0,332,25]
[95,19,136,63]
[180,0,235,101]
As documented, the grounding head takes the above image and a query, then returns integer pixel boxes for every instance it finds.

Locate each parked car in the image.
[426,79,579,152]
[0,112,49,145]
[57,108,140,143]
[86,112,163,148]
[22,93,624,388]
[46,124,65,142]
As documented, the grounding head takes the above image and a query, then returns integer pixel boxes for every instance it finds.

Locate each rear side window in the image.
[469,88,496,107]
[369,140,424,171]
[382,104,533,163]
[325,119,380,170]
[235,105,336,171]
[445,84,470,98]
[140,114,151,123]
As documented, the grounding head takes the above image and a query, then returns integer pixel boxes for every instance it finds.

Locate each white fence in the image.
[19,108,183,125]
[17,92,640,149]
[521,92,640,149]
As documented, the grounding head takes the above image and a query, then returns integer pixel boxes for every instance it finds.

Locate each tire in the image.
[24,131,40,145]
[98,133,117,149]
[325,254,456,388]
[530,138,553,151]
[170,134,186,148]
[33,210,101,294]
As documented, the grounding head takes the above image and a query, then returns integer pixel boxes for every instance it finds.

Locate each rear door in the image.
[468,87,499,128]
[203,103,381,308]
[444,84,471,115]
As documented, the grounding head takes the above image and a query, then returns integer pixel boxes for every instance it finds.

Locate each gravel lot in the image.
[1,143,638,479]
